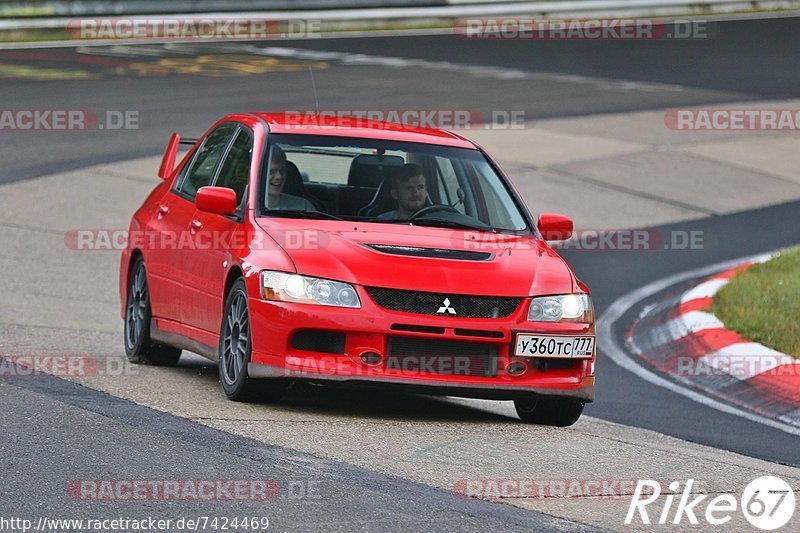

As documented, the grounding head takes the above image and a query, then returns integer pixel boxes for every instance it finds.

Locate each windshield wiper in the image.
[264,210,345,221]
[356,217,412,225]
[410,218,495,232]
[358,216,494,232]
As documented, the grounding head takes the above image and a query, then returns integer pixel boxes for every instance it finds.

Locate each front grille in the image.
[365,287,522,318]
[386,336,498,377]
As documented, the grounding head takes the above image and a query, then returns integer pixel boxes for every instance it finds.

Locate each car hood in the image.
[255,218,577,297]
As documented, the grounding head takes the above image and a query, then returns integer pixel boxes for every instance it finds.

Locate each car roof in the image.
[250,112,478,149]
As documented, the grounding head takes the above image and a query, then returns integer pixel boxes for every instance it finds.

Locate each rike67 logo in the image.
[626,476,796,530]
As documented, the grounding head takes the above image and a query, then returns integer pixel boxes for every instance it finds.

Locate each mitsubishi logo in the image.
[437,297,456,315]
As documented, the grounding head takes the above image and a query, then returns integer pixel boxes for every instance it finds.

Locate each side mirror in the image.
[538,213,573,241]
[157,132,180,180]
[196,186,238,216]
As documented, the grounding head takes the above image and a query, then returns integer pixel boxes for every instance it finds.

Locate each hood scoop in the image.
[362,244,493,261]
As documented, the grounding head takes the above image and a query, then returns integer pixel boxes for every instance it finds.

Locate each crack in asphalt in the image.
[539,166,720,216]
[673,147,800,187]
[0,220,67,235]
[503,160,718,216]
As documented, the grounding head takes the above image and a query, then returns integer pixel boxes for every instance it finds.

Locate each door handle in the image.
[190,219,203,232]
[157,204,169,218]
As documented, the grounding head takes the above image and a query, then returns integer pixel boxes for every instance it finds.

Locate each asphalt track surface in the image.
[1,373,588,532]
[1,15,800,529]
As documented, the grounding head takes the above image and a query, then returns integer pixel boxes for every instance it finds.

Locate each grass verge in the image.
[713,247,800,359]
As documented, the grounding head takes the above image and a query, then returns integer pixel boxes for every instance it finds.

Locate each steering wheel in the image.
[409,204,461,220]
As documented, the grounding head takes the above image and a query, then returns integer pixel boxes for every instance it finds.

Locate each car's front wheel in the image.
[514,396,584,427]
[124,257,182,366]
[219,278,287,402]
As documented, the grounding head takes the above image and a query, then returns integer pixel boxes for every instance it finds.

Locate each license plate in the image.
[514,334,595,359]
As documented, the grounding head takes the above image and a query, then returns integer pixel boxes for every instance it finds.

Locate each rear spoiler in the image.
[158,133,199,180]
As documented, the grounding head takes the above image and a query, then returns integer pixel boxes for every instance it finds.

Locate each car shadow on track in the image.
[172,356,517,424]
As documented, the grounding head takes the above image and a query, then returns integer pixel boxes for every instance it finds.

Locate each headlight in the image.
[527,294,593,323]
[261,271,361,308]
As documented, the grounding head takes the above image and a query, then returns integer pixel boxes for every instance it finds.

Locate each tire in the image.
[124,257,182,366]
[514,396,584,427]
[218,277,287,402]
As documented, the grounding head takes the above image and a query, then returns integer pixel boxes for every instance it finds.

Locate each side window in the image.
[176,125,235,199]
[214,128,253,207]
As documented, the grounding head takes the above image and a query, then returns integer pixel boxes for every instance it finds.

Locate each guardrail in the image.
[0,0,446,17]
[1,0,798,33]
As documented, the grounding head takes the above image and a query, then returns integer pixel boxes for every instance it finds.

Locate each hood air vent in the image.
[363,244,493,261]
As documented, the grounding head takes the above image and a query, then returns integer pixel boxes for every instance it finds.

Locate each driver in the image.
[378,164,428,219]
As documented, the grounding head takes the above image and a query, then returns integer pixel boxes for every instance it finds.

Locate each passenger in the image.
[266,145,314,210]
[378,164,429,219]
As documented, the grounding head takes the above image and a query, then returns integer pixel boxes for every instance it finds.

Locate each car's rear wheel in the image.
[514,396,584,427]
[124,257,182,366]
[219,278,287,402]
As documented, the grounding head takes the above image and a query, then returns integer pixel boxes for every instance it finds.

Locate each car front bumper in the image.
[247,289,595,402]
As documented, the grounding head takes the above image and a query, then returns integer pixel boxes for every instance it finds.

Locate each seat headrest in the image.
[282,160,305,197]
[359,177,395,218]
[347,154,405,188]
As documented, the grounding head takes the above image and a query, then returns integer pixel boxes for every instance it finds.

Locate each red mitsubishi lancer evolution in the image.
[119,113,595,426]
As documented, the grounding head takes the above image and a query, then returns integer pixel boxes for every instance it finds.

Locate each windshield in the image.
[259,134,530,232]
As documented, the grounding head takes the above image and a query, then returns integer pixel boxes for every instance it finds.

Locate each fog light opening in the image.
[506,361,528,376]
[360,351,384,366]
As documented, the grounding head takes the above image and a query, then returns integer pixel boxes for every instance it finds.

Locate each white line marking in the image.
[598,251,800,436]
[680,277,729,303]
[781,409,800,426]
[666,311,724,340]
[251,45,685,92]
[640,311,723,348]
